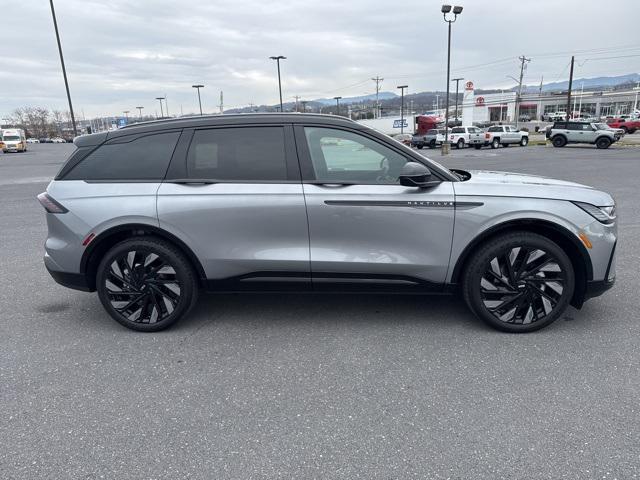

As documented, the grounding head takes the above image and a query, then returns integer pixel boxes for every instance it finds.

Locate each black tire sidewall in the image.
[552,136,566,147]
[96,237,198,332]
[463,232,575,333]
[596,138,611,149]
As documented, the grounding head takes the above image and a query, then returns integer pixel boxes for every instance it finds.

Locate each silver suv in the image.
[38,114,617,333]
[547,121,621,148]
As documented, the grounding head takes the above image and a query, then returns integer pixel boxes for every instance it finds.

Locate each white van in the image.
[1,128,27,153]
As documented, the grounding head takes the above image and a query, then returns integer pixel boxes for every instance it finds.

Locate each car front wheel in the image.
[552,136,567,147]
[96,237,199,332]
[520,137,528,146]
[596,137,611,149]
[462,232,575,333]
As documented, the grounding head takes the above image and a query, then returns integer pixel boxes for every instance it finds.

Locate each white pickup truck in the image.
[448,126,484,149]
[468,125,529,149]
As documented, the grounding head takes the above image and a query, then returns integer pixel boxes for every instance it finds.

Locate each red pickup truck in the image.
[606,118,640,134]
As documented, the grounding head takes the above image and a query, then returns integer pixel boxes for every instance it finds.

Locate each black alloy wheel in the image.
[97,237,198,331]
[463,232,574,332]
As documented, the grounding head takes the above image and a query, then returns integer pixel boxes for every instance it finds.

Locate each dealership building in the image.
[461,81,640,124]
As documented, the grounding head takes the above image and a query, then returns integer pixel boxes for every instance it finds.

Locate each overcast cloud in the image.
[1,0,639,118]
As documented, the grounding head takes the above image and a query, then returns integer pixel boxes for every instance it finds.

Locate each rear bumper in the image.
[45,254,93,292]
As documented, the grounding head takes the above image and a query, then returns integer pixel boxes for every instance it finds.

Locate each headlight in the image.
[573,201,616,224]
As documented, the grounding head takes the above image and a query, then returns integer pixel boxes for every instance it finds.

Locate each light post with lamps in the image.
[441,4,463,155]
[397,85,408,134]
[334,96,342,116]
[192,84,204,115]
[136,106,144,119]
[155,97,165,118]
[269,56,286,111]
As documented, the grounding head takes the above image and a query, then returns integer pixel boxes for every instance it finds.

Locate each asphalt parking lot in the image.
[2,143,639,479]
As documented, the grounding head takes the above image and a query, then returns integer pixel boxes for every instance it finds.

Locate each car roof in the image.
[75,113,362,147]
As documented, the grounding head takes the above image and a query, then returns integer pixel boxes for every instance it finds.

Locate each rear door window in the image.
[64,131,180,181]
[451,127,465,134]
[186,127,287,181]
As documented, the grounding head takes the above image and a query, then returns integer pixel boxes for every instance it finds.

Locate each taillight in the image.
[37,192,68,214]
[485,133,490,139]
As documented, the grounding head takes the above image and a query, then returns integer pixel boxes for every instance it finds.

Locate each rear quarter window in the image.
[451,127,465,134]
[63,131,180,181]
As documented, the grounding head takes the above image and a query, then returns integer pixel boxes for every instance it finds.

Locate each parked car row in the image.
[411,125,529,150]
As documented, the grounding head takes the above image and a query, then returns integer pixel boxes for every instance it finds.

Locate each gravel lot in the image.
[1,143,639,479]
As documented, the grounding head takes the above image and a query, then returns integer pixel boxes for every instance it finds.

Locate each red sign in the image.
[465,81,474,90]
[476,96,485,106]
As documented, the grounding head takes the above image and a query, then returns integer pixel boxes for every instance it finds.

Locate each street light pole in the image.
[48,0,77,137]
[452,77,464,124]
[397,85,408,134]
[269,56,286,112]
[441,4,463,155]
[334,97,342,116]
[136,106,144,119]
[156,97,165,118]
[192,84,204,115]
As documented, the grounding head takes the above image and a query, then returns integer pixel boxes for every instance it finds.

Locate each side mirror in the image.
[399,162,439,188]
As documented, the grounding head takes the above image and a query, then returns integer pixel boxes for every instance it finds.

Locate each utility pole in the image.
[538,75,543,121]
[452,77,464,122]
[565,55,575,125]
[515,55,531,127]
[136,106,144,119]
[371,76,383,118]
[49,0,77,136]
[301,100,308,113]
[219,91,224,114]
[164,94,169,117]
[293,95,300,112]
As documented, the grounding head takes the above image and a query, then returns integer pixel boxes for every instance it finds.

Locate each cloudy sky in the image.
[1,0,639,118]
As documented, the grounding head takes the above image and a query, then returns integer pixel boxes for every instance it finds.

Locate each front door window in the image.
[304,127,409,185]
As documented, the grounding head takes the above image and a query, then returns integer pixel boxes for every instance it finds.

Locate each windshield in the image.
[3,135,20,141]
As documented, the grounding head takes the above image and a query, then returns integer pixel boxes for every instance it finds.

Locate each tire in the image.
[416,145,423,150]
[462,232,575,333]
[520,137,528,147]
[552,136,567,147]
[474,144,482,149]
[428,140,436,149]
[96,237,199,332]
[595,137,611,149]
[491,138,500,149]
[620,126,628,134]
[502,143,510,147]
[456,139,464,149]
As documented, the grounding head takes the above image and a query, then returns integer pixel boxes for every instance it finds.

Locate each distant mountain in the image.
[313,91,397,105]
[521,73,640,93]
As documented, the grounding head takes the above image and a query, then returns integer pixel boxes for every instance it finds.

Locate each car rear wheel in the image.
[456,139,464,149]
[552,136,567,147]
[96,237,199,332]
[416,145,423,149]
[428,140,435,149]
[491,138,500,149]
[462,232,574,333]
[520,137,528,147]
[596,137,611,149]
